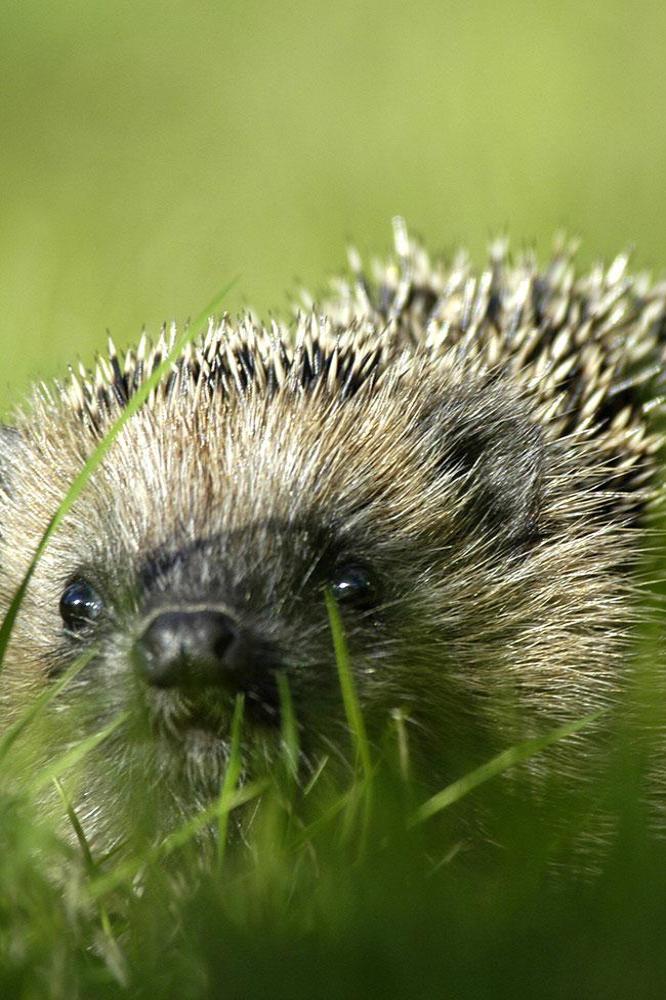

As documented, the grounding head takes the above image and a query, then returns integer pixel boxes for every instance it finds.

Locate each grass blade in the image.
[411,711,603,825]
[391,707,411,782]
[216,693,245,876]
[325,590,373,784]
[54,776,128,984]
[90,779,269,899]
[53,776,95,871]
[0,647,96,762]
[26,711,129,794]
[277,671,299,782]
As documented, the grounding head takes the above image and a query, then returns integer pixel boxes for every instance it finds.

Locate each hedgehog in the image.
[1,219,665,848]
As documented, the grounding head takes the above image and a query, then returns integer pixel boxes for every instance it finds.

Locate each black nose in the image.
[133,609,237,689]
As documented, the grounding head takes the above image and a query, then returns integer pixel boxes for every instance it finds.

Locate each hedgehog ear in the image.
[432,405,545,544]
[458,417,544,541]
[0,425,22,493]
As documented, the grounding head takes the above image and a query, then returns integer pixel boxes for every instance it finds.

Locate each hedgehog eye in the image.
[60,579,104,632]
[329,564,380,611]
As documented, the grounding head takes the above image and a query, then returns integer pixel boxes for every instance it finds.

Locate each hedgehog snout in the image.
[133,608,250,693]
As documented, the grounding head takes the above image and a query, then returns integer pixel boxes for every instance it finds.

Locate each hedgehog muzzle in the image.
[132,608,275,702]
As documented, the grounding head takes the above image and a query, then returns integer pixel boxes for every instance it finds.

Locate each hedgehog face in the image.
[0,305,642,844]
[0,354,436,820]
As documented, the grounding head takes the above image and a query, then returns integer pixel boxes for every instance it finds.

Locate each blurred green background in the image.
[2,0,666,415]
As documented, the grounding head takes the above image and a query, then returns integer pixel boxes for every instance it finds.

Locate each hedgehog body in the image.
[1,221,665,847]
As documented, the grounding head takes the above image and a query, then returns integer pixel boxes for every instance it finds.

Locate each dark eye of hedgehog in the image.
[59,579,104,632]
[329,564,380,611]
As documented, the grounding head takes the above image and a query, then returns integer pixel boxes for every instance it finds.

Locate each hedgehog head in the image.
[0,227,662,845]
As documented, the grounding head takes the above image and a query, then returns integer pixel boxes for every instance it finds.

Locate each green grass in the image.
[2,635,666,999]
